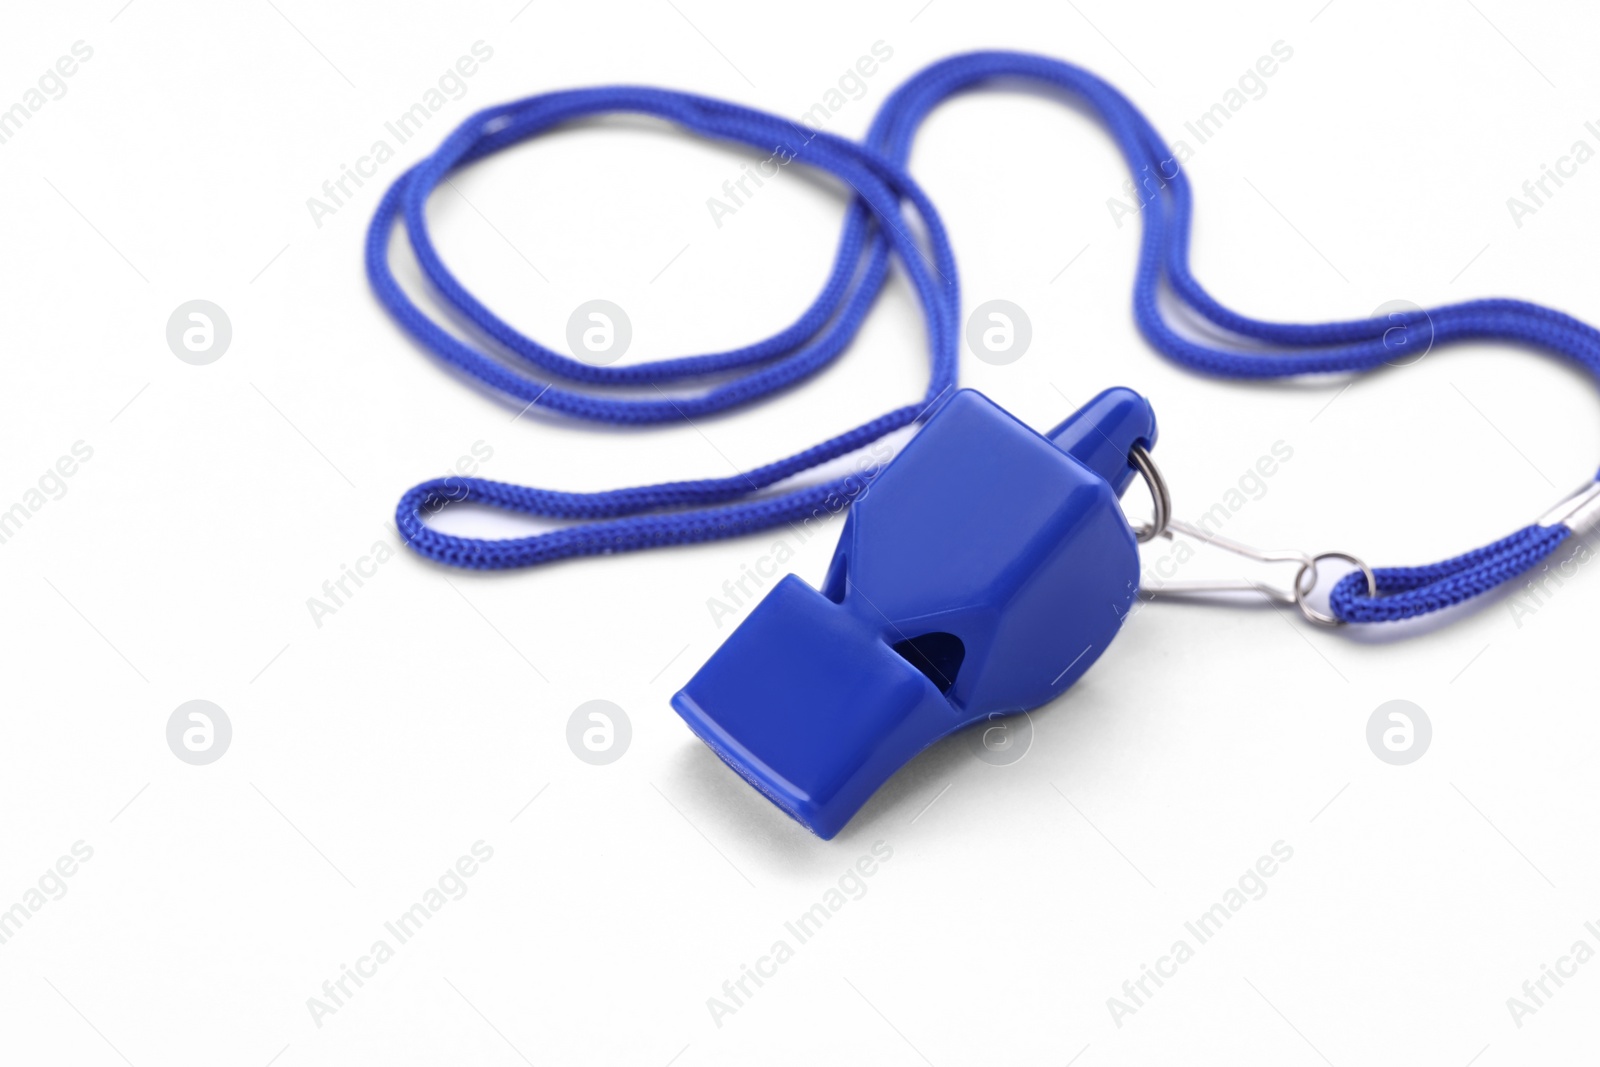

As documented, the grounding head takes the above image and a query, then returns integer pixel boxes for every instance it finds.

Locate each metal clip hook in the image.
[1126,446,1375,625]
[1144,519,1314,605]
[1141,520,1376,625]
[1540,480,1600,533]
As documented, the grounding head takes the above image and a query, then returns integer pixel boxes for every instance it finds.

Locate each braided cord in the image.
[370,88,956,570]
[1330,524,1572,623]
[371,53,1595,620]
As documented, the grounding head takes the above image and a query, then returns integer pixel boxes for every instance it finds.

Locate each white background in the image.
[2,1,1597,1064]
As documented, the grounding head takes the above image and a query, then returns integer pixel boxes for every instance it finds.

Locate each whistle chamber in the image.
[672,387,1158,838]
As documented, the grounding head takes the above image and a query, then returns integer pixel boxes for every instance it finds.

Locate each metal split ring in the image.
[1126,443,1170,544]
[1292,551,1377,626]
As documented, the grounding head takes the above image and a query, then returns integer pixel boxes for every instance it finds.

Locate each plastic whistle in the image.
[671,387,1157,838]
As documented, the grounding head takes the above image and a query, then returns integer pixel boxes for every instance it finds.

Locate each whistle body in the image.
[672,387,1156,838]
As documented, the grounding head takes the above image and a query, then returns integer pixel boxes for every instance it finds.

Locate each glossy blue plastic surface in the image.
[671,387,1157,838]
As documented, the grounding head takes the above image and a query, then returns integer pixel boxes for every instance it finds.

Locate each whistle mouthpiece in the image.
[672,388,1156,838]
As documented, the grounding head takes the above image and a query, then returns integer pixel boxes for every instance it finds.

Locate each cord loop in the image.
[372,52,1600,622]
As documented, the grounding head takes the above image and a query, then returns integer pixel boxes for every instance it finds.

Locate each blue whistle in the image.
[671,387,1157,838]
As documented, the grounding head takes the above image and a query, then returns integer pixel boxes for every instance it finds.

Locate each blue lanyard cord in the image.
[370,87,958,568]
[371,51,1595,622]
[1328,524,1572,623]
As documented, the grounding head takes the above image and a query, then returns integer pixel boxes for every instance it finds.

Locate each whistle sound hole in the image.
[892,632,965,693]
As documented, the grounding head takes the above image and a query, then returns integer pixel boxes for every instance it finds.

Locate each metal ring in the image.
[1127,443,1170,544]
[1293,551,1377,626]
